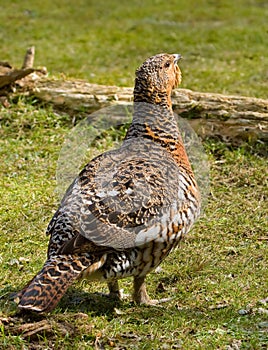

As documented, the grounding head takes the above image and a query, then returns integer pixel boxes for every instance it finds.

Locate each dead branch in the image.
[0,46,47,91]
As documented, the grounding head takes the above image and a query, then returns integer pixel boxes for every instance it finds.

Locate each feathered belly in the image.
[87,196,200,282]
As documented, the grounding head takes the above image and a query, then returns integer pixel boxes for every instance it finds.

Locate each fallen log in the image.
[1,46,267,145]
[0,46,47,92]
[30,79,268,145]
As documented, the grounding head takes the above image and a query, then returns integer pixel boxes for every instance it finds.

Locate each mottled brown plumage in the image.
[16,53,201,312]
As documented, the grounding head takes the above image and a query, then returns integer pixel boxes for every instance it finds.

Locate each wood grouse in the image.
[16,53,201,312]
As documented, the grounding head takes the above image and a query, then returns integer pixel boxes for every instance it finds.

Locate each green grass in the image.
[0,99,267,349]
[1,0,267,97]
[0,1,268,349]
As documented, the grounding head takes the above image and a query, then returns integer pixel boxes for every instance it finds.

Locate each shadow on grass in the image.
[1,283,222,321]
[58,288,123,318]
[1,284,238,323]
[2,285,266,350]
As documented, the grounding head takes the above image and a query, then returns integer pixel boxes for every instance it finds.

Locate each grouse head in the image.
[134,53,182,108]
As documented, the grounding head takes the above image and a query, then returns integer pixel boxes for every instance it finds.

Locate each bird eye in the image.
[164,61,171,68]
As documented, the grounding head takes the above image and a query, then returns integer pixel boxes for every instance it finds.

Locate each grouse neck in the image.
[133,85,173,111]
[126,102,178,140]
[124,102,193,174]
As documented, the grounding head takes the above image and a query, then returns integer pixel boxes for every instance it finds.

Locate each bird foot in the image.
[149,297,174,305]
[134,295,173,306]
[109,289,130,301]
[96,281,129,301]
[133,276,173,306]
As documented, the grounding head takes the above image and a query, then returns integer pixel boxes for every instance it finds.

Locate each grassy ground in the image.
[1,0,267,97]
[0,1,267,349]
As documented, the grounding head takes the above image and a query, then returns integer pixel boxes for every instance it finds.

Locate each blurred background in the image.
[1,0,267,97]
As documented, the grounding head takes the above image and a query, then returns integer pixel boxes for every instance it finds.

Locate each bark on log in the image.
[0,68,37,89]
[0,46,47,90]
[31,79,268,145]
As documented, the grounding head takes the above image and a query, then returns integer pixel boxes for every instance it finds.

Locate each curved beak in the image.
[173,54,182,63]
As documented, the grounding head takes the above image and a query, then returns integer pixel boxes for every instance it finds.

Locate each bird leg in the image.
[107,280,121,301]
[133,276,173,305]
[133,276,155,305]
